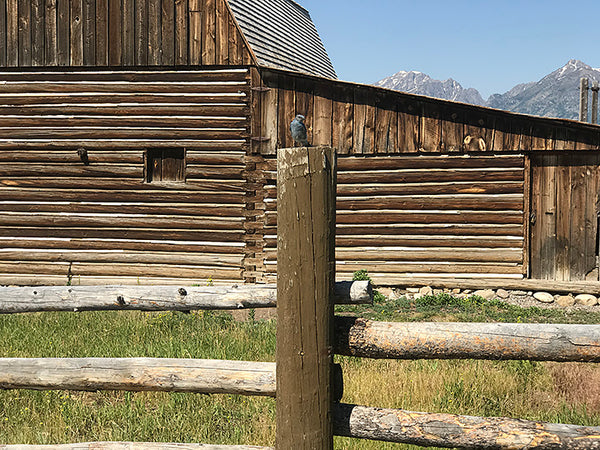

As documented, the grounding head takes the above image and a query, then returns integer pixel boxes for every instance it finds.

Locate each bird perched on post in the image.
[290,114,310,147]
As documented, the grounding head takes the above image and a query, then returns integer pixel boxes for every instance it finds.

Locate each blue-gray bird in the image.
[290,114,310,147]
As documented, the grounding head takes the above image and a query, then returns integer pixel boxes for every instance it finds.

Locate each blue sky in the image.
[298,0,600,99]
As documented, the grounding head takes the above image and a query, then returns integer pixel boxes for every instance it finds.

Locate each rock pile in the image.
[377,286,599,310]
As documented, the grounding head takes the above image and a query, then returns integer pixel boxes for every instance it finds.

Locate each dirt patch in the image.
[548,362,600,411]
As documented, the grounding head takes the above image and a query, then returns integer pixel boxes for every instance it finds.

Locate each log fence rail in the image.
[0,147,599,449]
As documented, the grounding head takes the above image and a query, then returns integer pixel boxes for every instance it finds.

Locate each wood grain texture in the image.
[0,281,371,313]
[335,317,600,362]
[0,445,271,450]
[263,153,525,279]
[334,403,600,449]
[259,68,600,157]
[0,69,251,283]
[0,444,271,449]
[0,358,276,396]
[276,146,336,449]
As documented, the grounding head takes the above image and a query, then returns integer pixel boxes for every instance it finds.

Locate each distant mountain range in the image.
[374,59,600,120]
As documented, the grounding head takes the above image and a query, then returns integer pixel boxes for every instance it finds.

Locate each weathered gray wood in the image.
[276,147,337,449]
[333,403,600,449]
[334,318,600,362]
[580,77,589,122]
[592,80,599,125]
[0,281,371,313]
[0,358,276,397]
[0,444,271,449]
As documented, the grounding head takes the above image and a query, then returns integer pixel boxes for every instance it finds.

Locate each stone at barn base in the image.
[378,287,398,299]
[473,289,495,300]
[419,286,433,296]
[496,289,510,299]
[556,295,575,307]
[575,294,598,306]
[533,292,554,303]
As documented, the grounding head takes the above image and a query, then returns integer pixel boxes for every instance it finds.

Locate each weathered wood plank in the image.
[148,0,161,65]
[134,0,148,65]
[0,281,371,313]
[82,0,96,65]
[121,0,134,65]
[188,0,201,65]
[17,0,31,65]
[31,0,45,65]
[215,0,228,65]
[107,0,122,65]
[0,358,276,396]
[277,146,336,449]
[174,0,188,65]
[201,0,215,65]
[0,0,6,66]
[0,444,271,449]
[160,0,174,65]
[95,0,108,65]
[335,318,600,362]
[313,82,333,147]
[333,403,600,449]
[69,0,84,65]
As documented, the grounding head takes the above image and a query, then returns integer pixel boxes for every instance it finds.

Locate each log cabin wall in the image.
[0,0,255,68]
[255,68,600,284]
[0,68,252,285]
[259,154,526,284]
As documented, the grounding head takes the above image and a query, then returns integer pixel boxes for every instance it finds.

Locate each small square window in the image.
[146,149,185,182]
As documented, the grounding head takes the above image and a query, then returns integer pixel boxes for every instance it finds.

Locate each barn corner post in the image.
[276,146,337,449]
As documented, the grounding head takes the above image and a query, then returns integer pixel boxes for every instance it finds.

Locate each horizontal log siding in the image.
[0,69,251,284]
[260,154,525,284]
[258,69,600,156]
[0,0,255,67]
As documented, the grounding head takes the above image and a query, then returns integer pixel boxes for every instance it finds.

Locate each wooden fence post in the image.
[276,146,336,449]
[580,77,589,122]
[592,80,599,125]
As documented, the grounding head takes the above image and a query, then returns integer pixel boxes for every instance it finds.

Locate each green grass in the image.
[0,295,599,448]
[336,292,600,324]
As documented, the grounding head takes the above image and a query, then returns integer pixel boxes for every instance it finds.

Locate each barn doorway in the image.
[529,152,600,281]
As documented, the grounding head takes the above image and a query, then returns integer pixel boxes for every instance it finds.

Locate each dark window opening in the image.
[146,149,185,182]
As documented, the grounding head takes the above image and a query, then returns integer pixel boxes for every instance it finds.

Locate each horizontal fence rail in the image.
[1,357,598,449]
[0,445,272,449]
[0,358,276,397]
[0,281,372,313]
[333,403,600,449]
[334,317,600,362]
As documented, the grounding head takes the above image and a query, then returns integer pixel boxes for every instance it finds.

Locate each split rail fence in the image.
[1,147,600,449]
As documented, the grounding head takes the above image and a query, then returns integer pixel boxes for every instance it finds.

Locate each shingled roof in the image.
[227,0,337,79]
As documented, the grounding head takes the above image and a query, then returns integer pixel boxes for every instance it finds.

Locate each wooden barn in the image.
[0,0,599,287]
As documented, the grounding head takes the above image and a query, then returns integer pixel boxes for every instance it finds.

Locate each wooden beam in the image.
[592,80,599,125]
[386,276,600,294]
[276,147,336,449]
[0,282,372,313]
[333,403,600,449]
[334,317,600,362]
[0,358,276,397]
[580,78,589,122]
[0,443,272,449]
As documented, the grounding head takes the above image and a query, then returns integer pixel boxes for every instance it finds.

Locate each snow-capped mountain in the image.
[375,60,600,120]
[487,60,600,120]
[374,71,486,106]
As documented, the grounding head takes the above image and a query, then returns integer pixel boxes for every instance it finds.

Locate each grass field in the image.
[0,293,599,449]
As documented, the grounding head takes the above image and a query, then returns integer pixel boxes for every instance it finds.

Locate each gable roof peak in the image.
[227,0,337,79]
